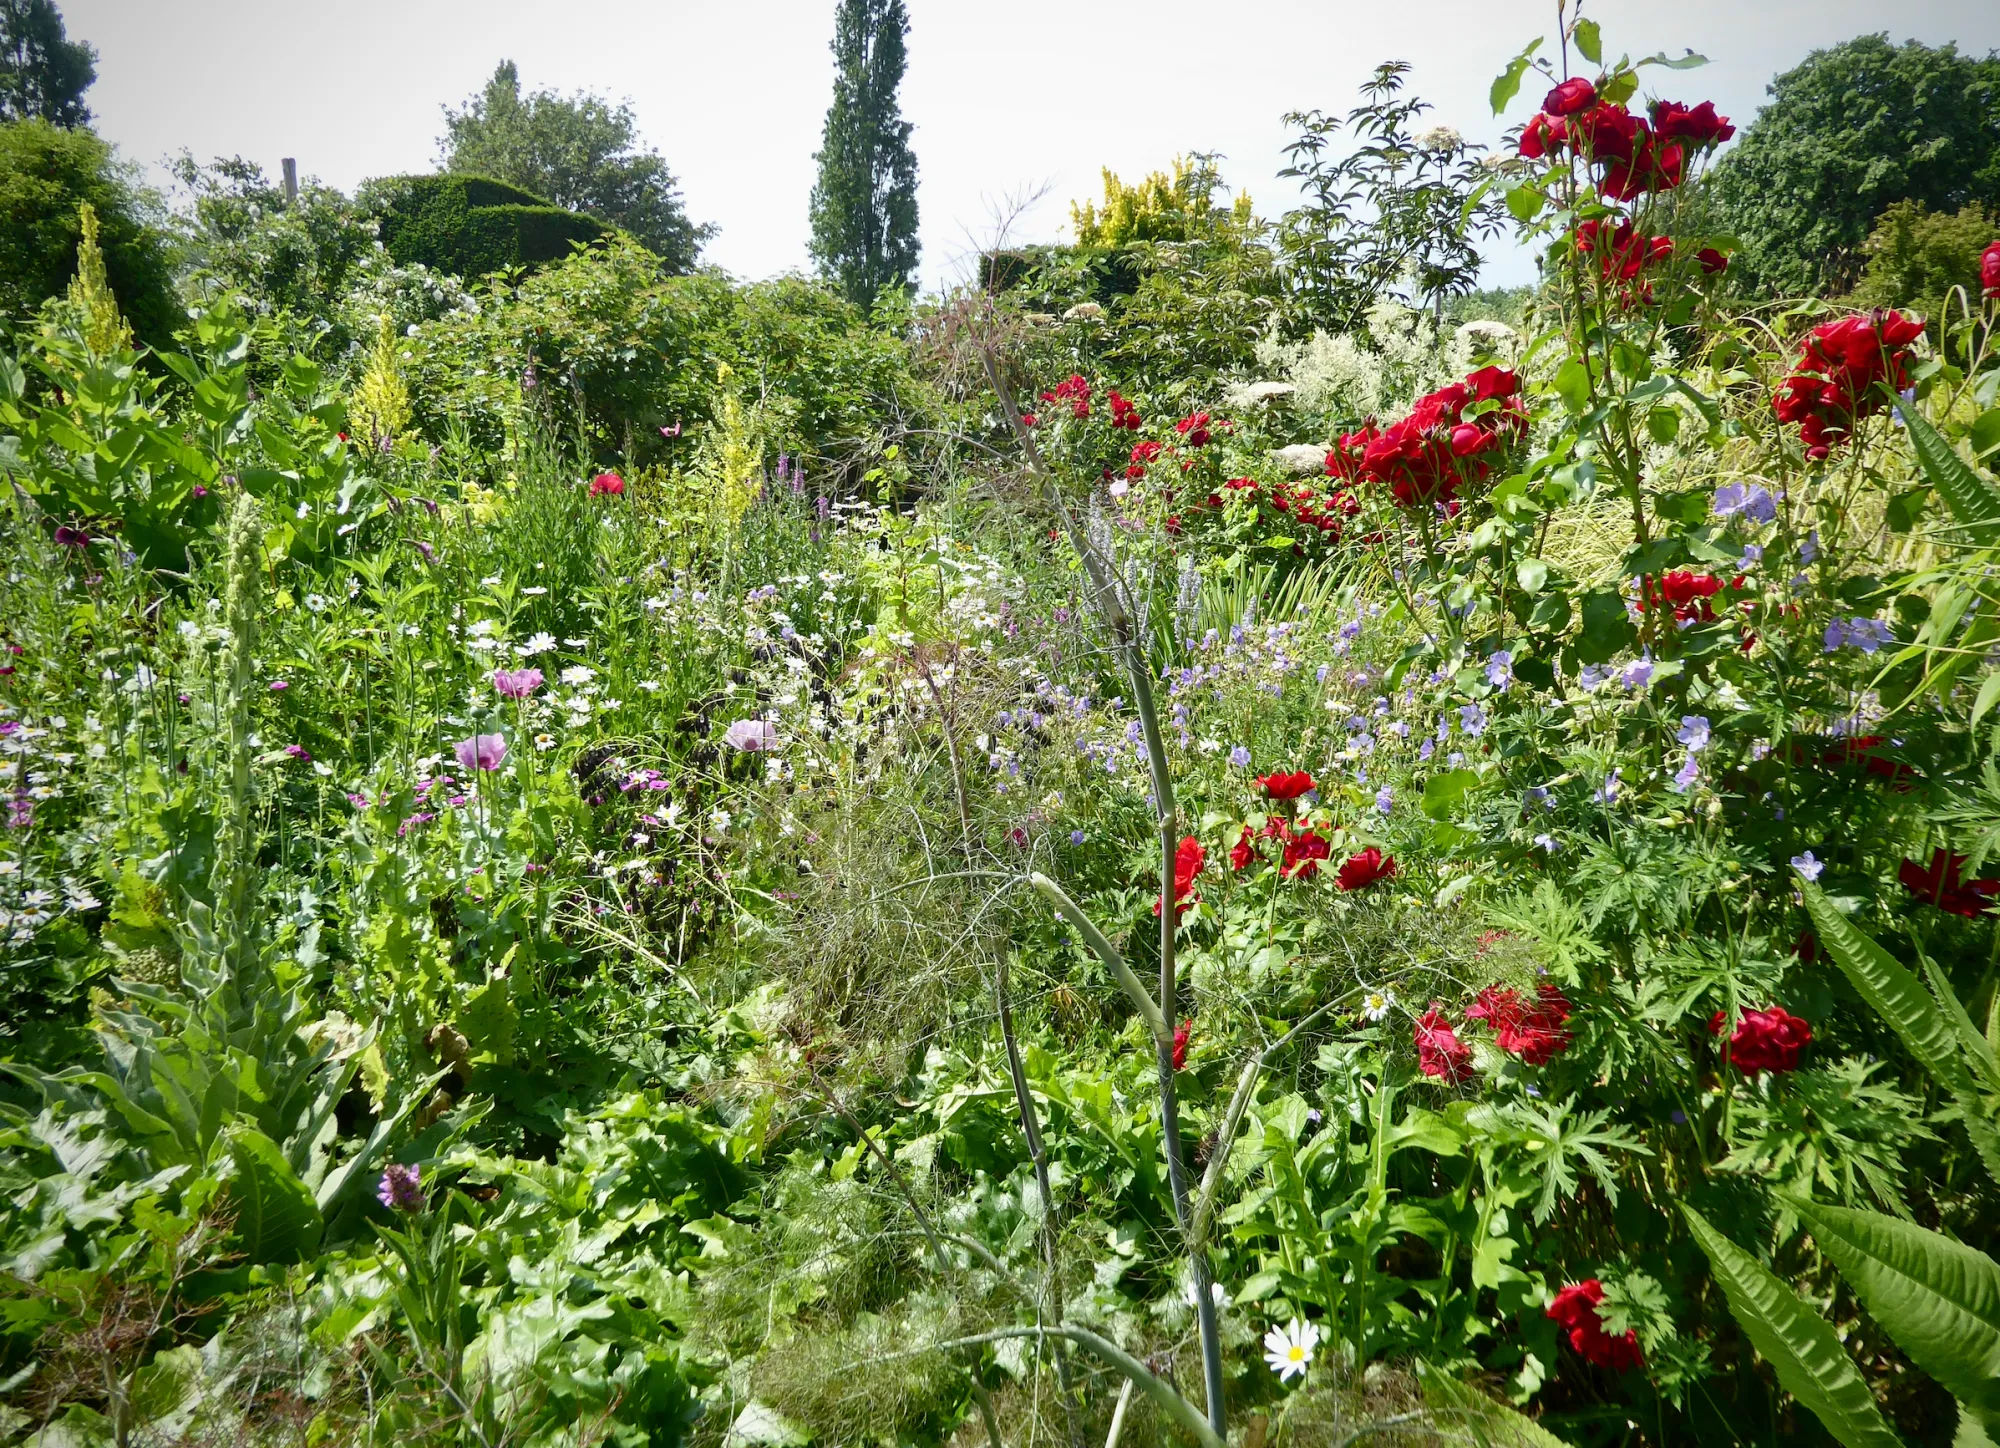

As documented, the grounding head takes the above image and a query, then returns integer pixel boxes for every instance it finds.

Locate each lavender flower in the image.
[1484,651,1514,693]
[1619,656,1654,691]
[1458,703,1488,738]
[1671,753,1701,793]
[1229,745,1252,768]
[1677,715,1712,752]
[1375,785,1394,814]
[1791,851,1824,882]
[378,1163,423,1211]
[1711,483,1777,525]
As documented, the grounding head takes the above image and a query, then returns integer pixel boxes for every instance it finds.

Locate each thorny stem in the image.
[983,348,1226,1439]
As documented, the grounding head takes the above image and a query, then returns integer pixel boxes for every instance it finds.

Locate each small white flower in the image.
[1263,1318,1319,1382]
[1359,989,1395,1023]
[559,666,596,686]
[521,632,556,656]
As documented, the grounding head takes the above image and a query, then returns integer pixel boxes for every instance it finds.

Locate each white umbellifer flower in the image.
[1263,1319,1319,1382]
[1416,124,1462,152]
[1360,988,1395,1022]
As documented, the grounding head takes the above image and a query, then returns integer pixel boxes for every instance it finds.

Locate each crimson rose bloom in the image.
[1773,310,1925,460]
[1547,1281,1643,1371]
[1259,771,1316,800]
[1709,1005,1812,1075]
[1153,834,1206,916]
[1337,847,1396,892]
[1467,984,1574,1066]
[1899,848,2000,917]
[589,471,625,497]
[1280,826,1331,880]
[1983,240,2000,298]
[1518,112,1566,159]
[1650,99,1735,147]
[1229,824,1257,872]
[1415,1006,1475,1083]
[1543,76,1597,117]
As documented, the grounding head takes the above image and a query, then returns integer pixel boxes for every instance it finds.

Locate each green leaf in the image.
[1490,38,1544,116]
[1422,769,1480,821]
[1417,1361,1573,1446]
[219,1122,322,1265]
[1572,18,1602,64]
[1972,407,2000,462]
[1787,1196,2000,1427]
[1553,359,1591,414]
[1516,558,1549,594]
[1637,49,1711,70]
[1682,1206,1905,1448]
[1905,406,2000,547]
[1800,881,1971,1095]
[1506,184,1545,223]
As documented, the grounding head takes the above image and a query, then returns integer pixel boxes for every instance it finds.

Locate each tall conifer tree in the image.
[808,0,919,308]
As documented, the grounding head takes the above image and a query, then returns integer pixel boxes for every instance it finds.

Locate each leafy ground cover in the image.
[6,13,2000,1448]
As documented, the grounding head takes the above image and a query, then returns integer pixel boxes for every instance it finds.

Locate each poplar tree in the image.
[808,0,919,308]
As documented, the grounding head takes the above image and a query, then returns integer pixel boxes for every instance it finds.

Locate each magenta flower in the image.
[377,1163,423,1211]
[53,526,90,549]
[723,719,779,753]
[269,680,289,692]
[493,667,544,699]
[284,744,311,761]
[454,733,508,772]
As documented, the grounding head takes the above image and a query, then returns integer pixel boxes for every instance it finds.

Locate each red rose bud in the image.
[1543,76,1598,117]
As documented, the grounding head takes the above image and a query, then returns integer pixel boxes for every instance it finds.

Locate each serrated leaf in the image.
[1682,1206,1904,1448]
[1800,881,1970,1095]
[1787,1196,2000,1428]
[1491,38,1544,116]
[1906,406,2000,547]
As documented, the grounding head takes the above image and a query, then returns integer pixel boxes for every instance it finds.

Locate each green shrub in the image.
[362,172,606,279]
[1849,199,1997,328]
[0,118,179,345]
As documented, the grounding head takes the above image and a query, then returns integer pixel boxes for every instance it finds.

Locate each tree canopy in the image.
[808,0,919,308]
[1709,34,2000,296]
[0,0,94,128]
[438,60,710,274]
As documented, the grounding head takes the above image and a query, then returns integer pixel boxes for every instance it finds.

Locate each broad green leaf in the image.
[1506,184,1545,223]
[1958,1405,1998,1447]
[1417,1361,1572,1446]
[1553,359,1591,414]
[1682,1206,1904,1448]
[1924,956,2000,1097]
[1572,18,1602,64]
[1422,768,1480,821]
[1905,406,2000,547]
[1490,38,1544,116]
[1787,1196,2000,1428]
[220,1122,322,1265]
[1973,671,2000,730]
[1516,558,1550,594]
[1800,881,1970,1095]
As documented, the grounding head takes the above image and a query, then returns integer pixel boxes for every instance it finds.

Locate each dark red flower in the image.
[1570,102,1642,161]
[1020,412,1037,427]
[1108,390,1143,431]
[589,472,625,497]
[1773,310,1926,460]
[1985,240,2000,299]
[1650,99,1735,148]
[1899,848,2000,917]
[1548,1280,1643,1371]
[1175,411,1213,447]
[1602,139,1685,200]
[1467,984,1574,1066]
[1281,826,1331,880]
[1415,1006,1475,1083]
[1172,1018,1192,1070]
[1519,112,1566,159]
[1229,825,1257,872]
[1709,1005,1812,1075]
[1696,246,1729,275]
[1154,834,1206,916]
[1337,847,1396,892]
[1544,77,1598,117]
[53,526,90,548]
[1040,374,1092,419]
[1259,771,1316,800]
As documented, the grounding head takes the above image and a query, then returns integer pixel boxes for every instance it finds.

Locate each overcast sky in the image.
[64,0,2000,293]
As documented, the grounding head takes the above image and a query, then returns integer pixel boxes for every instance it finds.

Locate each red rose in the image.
[1774,310,1926,459]
[1258,771,1316,800]
[1983,240,2000,298]
[1696,246,1729,275]
[1547,1281,1644,1371]
[1154,834,1206,916]
[1570,103,1641,160]
[1172,1019,1192,1070]
[1336,847,1396,892]
[1518,112,1567,159]
[589,471,625,497]
[1899,847,2000,917]
[1229,825,1257,872]
[1543,76,1598,117]
[1709,1005,1812,1075]
[1467,983,1574,1066]
[1650,99,1735,148]
[1415,1005,1475,1083]
[1280,826,1331,880]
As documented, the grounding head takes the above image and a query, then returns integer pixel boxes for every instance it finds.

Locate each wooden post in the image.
[282,157,297,203]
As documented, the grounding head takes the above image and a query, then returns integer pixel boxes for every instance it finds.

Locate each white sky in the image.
[65,0,2000,293]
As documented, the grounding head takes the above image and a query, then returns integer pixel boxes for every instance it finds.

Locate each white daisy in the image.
[1263,1319,1319,1382]
[1359,988,1395,1023]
